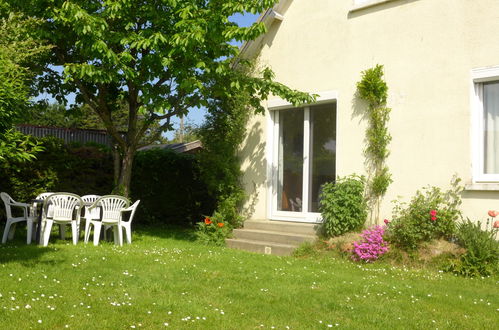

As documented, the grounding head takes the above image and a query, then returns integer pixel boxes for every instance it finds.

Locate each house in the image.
[229,0,499,254]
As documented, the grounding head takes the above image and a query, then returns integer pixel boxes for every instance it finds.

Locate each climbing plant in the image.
[356,65,392,224]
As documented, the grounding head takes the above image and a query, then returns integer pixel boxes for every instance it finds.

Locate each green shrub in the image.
[386,177,462,251]
[195,215,231,246]
[446,219,499,277]
[130,148,215,226]
[319,175,367,237]
[0,136,113,202]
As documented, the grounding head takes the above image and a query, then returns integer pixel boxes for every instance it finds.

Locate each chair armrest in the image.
[121,205,134,213]
[9,202,29,218]
[11,201,30,208]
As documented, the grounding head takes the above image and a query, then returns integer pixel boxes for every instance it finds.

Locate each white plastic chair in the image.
[81,195,101,242]
[87,195,129,246]
[32,192,54,239]
[1,192,35,244]
[41,193,83,246]
[118,200,140,244]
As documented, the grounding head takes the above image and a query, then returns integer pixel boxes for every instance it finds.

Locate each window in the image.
[472,66,499,182]
[269,101,337,222]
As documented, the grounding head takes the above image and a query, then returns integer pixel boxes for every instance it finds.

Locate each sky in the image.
[34,12,261,140]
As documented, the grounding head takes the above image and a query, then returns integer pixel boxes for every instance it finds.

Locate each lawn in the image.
[0,227,497,329]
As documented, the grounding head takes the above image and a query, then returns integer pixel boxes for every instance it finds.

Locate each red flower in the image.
[204,217,212,225]
[494,221,499,228]
[430,210,437,217]
[488,210,498,218]
[431,216,437,221]
[217,222,224,228]
[383,219,390,225]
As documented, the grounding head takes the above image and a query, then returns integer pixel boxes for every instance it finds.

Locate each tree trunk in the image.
[113,144,120,187]
[117,147,135,197]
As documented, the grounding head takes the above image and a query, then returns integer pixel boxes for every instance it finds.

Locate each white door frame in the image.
[266,91,338,223]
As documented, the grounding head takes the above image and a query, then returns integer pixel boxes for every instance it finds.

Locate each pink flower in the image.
[488,210,498,218]
[431,216,437,221]
[430,210,437,217]
[494,221,499,228]
[383,219,390,225]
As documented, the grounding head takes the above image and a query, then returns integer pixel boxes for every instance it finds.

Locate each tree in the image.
[0,13,48,161]
[3,1,313,196]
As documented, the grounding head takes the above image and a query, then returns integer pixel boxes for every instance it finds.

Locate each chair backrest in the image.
[95,195,129,223]
[123,200,141,223]
[34,193,55,216]
[82,195,101,219]
[1,192,14,218]
[81,195,101,203]
[44,193,83,221]
[36,192,54,200]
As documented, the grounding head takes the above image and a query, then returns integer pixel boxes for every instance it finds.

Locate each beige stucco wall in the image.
[239,0,499,223]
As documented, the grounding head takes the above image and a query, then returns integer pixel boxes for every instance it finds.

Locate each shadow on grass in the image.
[134,224,197,242]
[0,240,58,266]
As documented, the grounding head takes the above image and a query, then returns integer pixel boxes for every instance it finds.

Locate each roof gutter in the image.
[238,8,285,60]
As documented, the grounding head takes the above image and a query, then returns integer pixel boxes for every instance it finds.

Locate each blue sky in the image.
[34,12,260,139]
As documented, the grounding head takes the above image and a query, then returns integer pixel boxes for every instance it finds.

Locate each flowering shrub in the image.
[195,215,230,246]
[352,226,389,262]
[446,216,499,277]
[386,177,463,251]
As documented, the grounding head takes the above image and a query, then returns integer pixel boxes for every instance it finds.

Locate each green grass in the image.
[0,226,498,329]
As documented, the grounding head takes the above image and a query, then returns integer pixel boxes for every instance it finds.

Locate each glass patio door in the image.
[272,103,336,222]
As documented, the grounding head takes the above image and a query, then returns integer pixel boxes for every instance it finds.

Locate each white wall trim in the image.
[465,183,499,191]
[267,90,339,110]
[471,65,499,82]
[265,110,275,221]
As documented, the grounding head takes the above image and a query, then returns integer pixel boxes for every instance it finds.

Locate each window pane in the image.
[308,104,336,212]
[484,81,499,174]
[277,108,304,212]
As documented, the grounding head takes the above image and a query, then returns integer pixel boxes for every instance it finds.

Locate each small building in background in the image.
[138,140,202,154]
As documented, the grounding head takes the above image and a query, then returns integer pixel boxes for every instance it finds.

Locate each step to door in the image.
[232,228,316,245]
[243,219,320,236]
[226,238,297,256]
[226,220,320,256]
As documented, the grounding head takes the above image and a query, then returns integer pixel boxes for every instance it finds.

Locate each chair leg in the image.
[2,220,12,243]
[59,224,66,240]
[93,222,102,246]
[124,224,132,244]
[117,226,123,246]
[71,221,78,245]
[42,220,54,246]
[84,220,92,244]
[112,226,119,245]
[27,219,33,245]
[7,223,16,240]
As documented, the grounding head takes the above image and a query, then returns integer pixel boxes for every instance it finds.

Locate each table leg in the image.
[35,212,42,245]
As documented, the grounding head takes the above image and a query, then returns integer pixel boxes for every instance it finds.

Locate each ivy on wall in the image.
[356,64,392,224]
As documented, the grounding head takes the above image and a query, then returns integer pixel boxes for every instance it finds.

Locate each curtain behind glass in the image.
[484,81,499,174]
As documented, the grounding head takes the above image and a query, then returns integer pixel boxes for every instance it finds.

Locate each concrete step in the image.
[226,238,297,256]
[232,228,316,245]
[243,219,320,236]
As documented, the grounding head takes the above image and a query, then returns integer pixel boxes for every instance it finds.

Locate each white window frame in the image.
[471,66,499,183]
[266,91,338,223]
